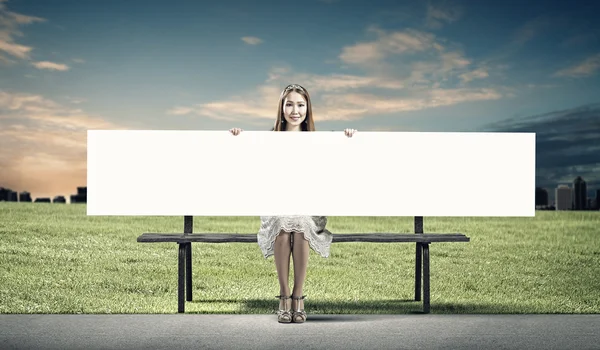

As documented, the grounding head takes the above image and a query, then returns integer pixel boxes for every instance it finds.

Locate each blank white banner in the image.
[87,130,535,217]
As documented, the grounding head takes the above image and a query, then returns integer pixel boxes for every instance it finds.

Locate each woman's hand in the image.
[229,128,243,136]
[344,128,357,137]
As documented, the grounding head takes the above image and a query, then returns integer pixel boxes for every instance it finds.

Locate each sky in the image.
[1,0,599,204]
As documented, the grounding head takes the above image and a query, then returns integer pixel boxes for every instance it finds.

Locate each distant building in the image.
[0,187,18,202]
[555,185,572,210]
[34,198,51,203]
[70,186,87,203]
[53,196,66,203]
[573,177,587,210]
[19,191,32,202]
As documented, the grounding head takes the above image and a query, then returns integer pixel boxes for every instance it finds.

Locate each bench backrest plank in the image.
[87,130,535,217]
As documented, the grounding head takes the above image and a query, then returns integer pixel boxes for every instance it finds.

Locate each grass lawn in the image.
[1,202,599,314]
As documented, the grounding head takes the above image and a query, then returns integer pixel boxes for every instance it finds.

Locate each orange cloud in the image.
[32,61,69,71]
[0,91,136,201]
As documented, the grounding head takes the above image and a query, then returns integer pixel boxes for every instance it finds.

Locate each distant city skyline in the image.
[2,175,599,210]
[0,185,86,204]
[536,176,599,210]
[1,0,599,200]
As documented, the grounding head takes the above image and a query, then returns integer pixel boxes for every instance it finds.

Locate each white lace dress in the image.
[257,216,333,258]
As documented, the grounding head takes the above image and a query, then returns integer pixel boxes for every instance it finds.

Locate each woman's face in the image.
[283,91,307,126]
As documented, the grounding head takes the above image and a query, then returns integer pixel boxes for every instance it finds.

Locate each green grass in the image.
[1,202,599,314]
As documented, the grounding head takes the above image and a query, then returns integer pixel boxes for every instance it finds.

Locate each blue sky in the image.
[1,0,599,203]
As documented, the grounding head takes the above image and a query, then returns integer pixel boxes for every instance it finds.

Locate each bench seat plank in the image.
[137,233,470,243]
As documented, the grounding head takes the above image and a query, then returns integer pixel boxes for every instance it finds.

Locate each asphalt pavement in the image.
[1,314,599,350]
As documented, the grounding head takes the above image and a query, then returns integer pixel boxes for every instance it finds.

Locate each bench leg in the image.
[186,243,192,302]
[182,216,194,307]
[178,243,186,313]
[414,216,423,302]
[423,243,430,314]
[415,243,422,301]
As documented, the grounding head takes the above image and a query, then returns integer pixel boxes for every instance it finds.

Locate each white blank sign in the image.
[87,130,535,217]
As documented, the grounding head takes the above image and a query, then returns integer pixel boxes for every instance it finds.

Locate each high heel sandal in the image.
[292,295,307,323]
[276,295,292,323]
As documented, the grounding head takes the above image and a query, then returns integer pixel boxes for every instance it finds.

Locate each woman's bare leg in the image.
[274,230,292,310]
[291,232,310,315]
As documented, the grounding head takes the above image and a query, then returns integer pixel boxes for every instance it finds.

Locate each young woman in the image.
[230,83,356,323]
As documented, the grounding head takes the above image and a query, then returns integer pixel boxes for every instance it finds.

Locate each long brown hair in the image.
[271,84,316,131]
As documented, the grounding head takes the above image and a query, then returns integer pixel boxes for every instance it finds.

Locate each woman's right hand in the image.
[229,128,243,136]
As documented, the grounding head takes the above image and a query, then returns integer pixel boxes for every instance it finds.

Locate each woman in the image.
[230,83,356,323]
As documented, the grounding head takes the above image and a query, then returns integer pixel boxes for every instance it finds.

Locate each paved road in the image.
[1,314,599,350]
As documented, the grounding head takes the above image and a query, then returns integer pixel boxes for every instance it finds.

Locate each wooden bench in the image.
[138,215,470,313]
[87,130,534,314]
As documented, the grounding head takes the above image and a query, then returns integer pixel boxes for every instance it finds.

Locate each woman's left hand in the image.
[344,128,357,137]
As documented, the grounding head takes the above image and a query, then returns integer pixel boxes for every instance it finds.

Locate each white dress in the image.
[257,216,333,258]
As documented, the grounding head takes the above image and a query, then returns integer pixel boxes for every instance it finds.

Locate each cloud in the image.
[339,28,436,66]
[425,1,462,29]
[0,1,69,73]
[167,106,195,116]
[32,61,69,71]
[65,96,86,104]
[553,53,600,78]
[317,88,501,120]
[169,27,501,124]
[479,103,600,197]
[167,84,279,123]
[459,67,489,83]
[241,36,263,45]
[0,1,45,60]
[337,27,485,88]
[168,64,502,123]
[0,91,136,200]
[304,74,406,91]
[0,39,32,58]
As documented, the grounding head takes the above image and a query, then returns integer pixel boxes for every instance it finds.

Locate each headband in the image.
[281,84,305,96]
